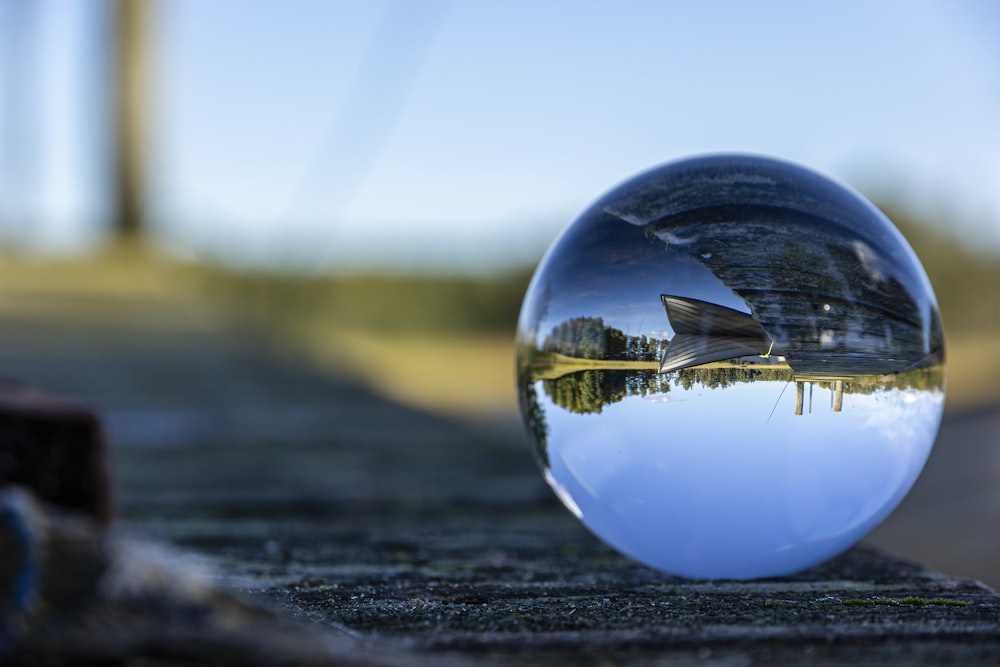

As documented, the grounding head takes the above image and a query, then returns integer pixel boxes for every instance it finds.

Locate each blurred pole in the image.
[112,0,149,242]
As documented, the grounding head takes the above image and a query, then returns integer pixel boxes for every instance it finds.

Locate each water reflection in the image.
[531,368,943,579]
[534,366,943,418]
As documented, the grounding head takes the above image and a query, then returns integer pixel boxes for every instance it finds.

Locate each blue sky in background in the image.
[1,0,998,271]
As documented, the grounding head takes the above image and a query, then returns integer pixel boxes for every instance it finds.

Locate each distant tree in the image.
[543,317,607,359]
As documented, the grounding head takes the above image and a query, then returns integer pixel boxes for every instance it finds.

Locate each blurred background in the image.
[0,0,998,582]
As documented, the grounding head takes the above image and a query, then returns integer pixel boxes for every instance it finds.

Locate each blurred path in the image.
[0,278,542,523]
[1,264,998,664]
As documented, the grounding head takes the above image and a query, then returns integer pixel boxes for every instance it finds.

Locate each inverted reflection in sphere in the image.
[516,155,945,579]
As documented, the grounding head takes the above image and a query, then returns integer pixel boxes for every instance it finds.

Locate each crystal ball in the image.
[516,154,945,579]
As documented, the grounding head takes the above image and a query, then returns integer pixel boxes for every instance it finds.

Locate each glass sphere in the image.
[516,154,945,579]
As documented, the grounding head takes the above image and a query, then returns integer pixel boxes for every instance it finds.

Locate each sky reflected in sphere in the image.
[516,155,946,579]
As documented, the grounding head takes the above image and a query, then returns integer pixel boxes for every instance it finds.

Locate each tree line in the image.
[542,316,664,361]
[531,365,943,416]
[541,369,672,415]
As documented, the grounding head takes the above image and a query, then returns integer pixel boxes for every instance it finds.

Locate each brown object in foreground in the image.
[0,379,111,524]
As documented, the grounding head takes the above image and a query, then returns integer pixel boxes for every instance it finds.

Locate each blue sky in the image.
[1,0,998,271]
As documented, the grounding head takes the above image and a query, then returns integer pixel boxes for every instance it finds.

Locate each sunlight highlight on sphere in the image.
[516,155,946,580]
